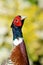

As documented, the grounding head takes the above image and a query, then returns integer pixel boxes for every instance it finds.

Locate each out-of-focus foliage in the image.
[22,6,43,62]
[27,0,38,4]
[18,5,40,19]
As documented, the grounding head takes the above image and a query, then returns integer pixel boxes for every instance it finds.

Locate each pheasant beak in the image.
[21,16,26,25]
[21,16,26,20]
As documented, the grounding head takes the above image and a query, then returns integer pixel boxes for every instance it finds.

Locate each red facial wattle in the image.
[13,16,22,26]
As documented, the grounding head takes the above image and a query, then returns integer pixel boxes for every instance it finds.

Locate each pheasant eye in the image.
[16,19,18,23]
[16,20,17,21]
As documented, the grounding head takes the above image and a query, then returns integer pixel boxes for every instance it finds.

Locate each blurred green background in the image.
[0,0,43,65]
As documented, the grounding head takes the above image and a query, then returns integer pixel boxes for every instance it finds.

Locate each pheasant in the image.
[10,15,29,65]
